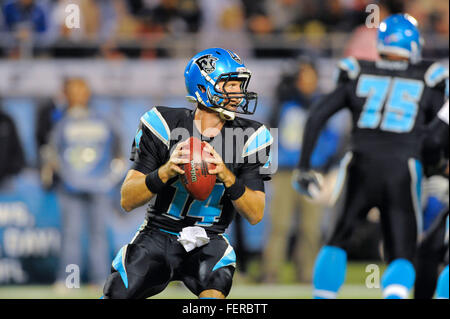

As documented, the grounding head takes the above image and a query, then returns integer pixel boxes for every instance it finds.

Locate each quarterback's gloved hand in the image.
[292,169,323,199]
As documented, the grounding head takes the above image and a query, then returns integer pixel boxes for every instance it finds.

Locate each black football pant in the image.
[326,151,423,263]
[414,208,449,299]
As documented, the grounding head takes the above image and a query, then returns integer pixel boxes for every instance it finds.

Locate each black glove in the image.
[292,169,322,199]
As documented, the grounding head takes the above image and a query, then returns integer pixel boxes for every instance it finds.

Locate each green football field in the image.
[0,283,383,299]
[0,262,391,299]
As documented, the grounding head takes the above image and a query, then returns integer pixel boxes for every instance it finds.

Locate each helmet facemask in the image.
[206,71,258,116]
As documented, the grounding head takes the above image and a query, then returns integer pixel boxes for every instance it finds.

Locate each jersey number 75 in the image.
[356,75,424,133]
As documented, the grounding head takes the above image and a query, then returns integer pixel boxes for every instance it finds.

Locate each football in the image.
[179,137,216,201]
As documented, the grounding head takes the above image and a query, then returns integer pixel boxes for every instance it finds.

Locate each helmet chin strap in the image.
[193,99,236,121]
[212,106,235,121]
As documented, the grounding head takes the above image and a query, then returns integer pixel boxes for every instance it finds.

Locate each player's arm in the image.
[293,58,355,197]
[298,84,349,171]
[421,64,448,174]
[120,108,190,212]
[121,140,190,212]
[421,100,449,175]
[221,171,265,226]
[423,62,448,122]
[293,83,349,197]
[428,100,449,149]
[120,169,153,212]
[203,143,266,225]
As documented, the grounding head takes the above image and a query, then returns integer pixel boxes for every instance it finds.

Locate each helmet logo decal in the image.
[226,50,242,64]
[195,54,218,74]
[385,33,399,44]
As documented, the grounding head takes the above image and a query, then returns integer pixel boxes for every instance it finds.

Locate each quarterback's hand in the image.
[203,142,236,187]
[292,169,323,199]
[159,140,191,182]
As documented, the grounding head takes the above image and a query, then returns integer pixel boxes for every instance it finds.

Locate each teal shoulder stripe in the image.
[242,125,273,157]
[338,57,360,79]
[425,63,449,87]
[134,129,143,149]
[141,108,170,148]
[112,245,128,289]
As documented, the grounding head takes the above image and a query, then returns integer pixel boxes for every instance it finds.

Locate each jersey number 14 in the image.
[357,75,424,133]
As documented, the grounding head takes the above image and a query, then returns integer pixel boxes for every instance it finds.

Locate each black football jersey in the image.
[129,106,273,234]
[299,58,449,169]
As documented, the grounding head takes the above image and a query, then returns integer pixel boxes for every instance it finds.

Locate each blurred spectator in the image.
[125,0,160,16]
[0,99,26,187]
[2,0,47,33]
[239,0,266,21]
[138,0,201,57]
[101,0,142,59]
[1,0,49,57]
[197,0,251,58]
[239,0,274,57]
[431,1,449,36]
[265,0,302,34]
[48,0,118,58]
[0,0,447,59]
[262,59,342,283]
[319,0,365,32]
[44,77,126,288]
[405,0,449,57]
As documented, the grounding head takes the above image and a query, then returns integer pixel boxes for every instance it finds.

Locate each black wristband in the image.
[145,170,166,194]
[225,178,246,201]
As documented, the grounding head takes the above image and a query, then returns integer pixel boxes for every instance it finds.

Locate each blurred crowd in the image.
[0,0,448,59]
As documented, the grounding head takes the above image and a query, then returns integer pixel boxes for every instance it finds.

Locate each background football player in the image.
[102,48,273,299]
[293,14,448,299]
[414,100,449,299]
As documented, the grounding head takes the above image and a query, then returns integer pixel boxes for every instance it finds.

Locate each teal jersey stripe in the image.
[112,246,128,288]
[243,126,273,157]
[212,247,236,272]
[141,108,170,146]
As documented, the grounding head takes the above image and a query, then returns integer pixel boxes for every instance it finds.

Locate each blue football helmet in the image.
[377,14,423,64]
[184,48,257,120]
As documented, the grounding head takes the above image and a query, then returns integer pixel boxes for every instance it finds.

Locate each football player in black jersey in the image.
[102,48,273,299]
[293,14,448,299]
[414,100,449,299]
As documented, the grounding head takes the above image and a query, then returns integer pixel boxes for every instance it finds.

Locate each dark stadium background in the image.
[0,0,448,298]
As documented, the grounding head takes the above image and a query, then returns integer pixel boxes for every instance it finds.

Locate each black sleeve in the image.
[425,86,447,123]
[422,114,449,166]
[237,143,272,193]
[130,123,167,175]
[430,116,449,153]
[298,84,349,170]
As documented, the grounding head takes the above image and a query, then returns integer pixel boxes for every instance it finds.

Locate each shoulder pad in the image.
[424,62,449,88]
[140,107,171,148]
[242,125,273,158]
[337,57,361,80]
